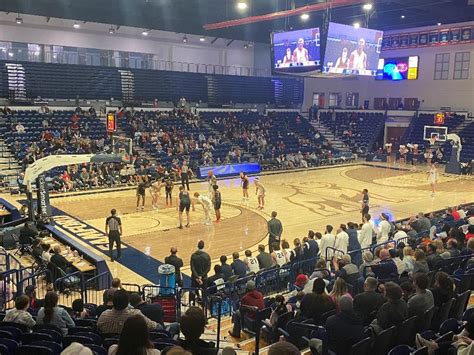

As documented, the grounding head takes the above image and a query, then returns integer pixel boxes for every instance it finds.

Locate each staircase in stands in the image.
[309,120,350,152]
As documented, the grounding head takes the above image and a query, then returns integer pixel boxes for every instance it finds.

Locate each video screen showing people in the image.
[323,22,383,76]
[272,28,321,75]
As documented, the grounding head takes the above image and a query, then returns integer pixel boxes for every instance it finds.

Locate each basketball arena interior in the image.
[0,0,473,354]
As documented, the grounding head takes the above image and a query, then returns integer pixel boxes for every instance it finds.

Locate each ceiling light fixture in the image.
[15,17,23,24]
[183,35,188,43]
[300,13,310,21]
[353,22,361,29]
[362,3,373,10]
[73,23,80,29]
[199,36,206,42]
[237,2,248,10]
[437,22,442,26]
[401,15,405,19]
[142,30,149,36]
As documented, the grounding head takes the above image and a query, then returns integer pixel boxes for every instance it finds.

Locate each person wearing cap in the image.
[295,273,309,290]
[377,213,391,244]
[228,280,264,338]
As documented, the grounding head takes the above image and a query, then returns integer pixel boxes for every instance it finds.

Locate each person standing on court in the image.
[190,240,211,301]
[105,209,122,262]
[361,189,369,221]
[180,160,190,191]
[267,211,283,252]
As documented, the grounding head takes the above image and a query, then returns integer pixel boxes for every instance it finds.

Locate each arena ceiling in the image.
[0,0,472,43]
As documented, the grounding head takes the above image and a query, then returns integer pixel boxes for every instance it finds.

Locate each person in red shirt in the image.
[228,280,264,338]
[60,170,73,191]
[465,225,474,241]
[449,207,461,221]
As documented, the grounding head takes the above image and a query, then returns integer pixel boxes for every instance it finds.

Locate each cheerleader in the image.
[399,145,408,165]
[428,163,438,197]
[385,143,392,164]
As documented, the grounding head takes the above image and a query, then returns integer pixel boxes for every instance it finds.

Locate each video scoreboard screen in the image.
[375,56,419,80]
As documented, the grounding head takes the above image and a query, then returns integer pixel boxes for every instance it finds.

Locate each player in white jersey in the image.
[428,163,438,197]
[193,192,212,225]
[292,38,309,64]
[254,178,266,210]
[271,243,288,267]
[150,180,165,210]
[244,250,260,274]
[349,38,367,70]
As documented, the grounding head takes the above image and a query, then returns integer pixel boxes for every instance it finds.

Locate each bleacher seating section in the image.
[319,111,386,152]
[0,61,304,106]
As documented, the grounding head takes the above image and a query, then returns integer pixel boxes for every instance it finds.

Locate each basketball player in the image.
[254,178,266,210]
[212,185,222,223]
[361,189,369,221]
[176,186,191,229]
[428,163,438,197]
[180,160,190,190]
[136,176,147,211]
[335,48,349,69]
[150,180,164,210]
[164,175,174,207]
[240,172,249,203]
[349,38,367,71]
[193,192,212,225]
[244,250,260,274]
[271,243,288,267]
[208,171,217,196]
[424,148,433,166]
[292,38,309,64]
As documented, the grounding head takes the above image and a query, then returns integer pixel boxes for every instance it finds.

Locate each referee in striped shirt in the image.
[105,209,122,262]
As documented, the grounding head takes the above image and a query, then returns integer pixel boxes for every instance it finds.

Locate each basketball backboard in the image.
[423,125,447,142]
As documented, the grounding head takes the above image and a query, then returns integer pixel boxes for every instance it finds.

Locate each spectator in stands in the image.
[465,225,474,241]
[231,252,247,278]
[347,222,362,265]
[389,248,407,276]
[228,280,264,338]
[289,238,303,263]
[165,247,184,286]
[353,277,384,324]
[410,212,431,234]
[430,271,455,307]
[37,291,75,335]
[333,254,360,285]
[24,285,42,311]
[97,289,115,317]
[72,299,89,319]
[180,307,216,352]
[442,239,460,258]
[329,277,352,310]
[108,314,160,355]
[359,251,374,276]
[393,224,408,242]
[359,214,373,249]
[373,249,398,280]
[300,278,335,322]
[325,295,364,354]
[98,289,157,334]
[268,294,292,329]
[190,240,211,300]
[413,249,430,274]
[268,341,300,355]
[426,243,443,270]
[219,255,233,281]
[129,293,179,336]
[372,282,408,333]
[408,272,434,318]
[403,247,415,272]
[206,265,225,291]
[257,244,272,269]
[4,295,36,329]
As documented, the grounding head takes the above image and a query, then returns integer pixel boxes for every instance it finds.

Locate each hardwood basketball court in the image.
[2,163,473,284]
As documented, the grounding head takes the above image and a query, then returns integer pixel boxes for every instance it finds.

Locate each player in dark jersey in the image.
[240,171,249,204]
[177,186,191,229]
[136,176,148,211]
[212,185,222,223]
[361,188,369,221]
[165,176,174,207]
